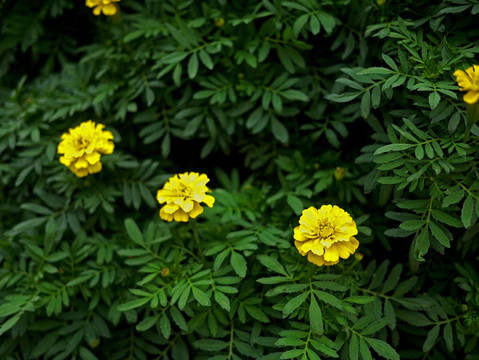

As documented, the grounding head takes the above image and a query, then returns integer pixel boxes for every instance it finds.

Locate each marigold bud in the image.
[334,167,346,181]
[354,252,364,261]
[161,268,170,277]
[461,304,468,312]
[377,0,386,6]
[215,18,225,27]
[89,339,100,348]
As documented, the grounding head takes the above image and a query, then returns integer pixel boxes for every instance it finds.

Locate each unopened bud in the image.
[377,0,386,6]
[354,252,364,261]
[461,304,468,312]
[161,268,170,277]
[334,167,346,181]
[215,18,225,27]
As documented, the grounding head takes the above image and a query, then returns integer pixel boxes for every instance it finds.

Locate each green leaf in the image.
[349,334,359,360]
[443,323,454,352]
[257,255,288,276]
[286,194,303,215]
[461,195,475,228]
[358,67,394,75]
[429,92,441,109]
[374,143,414,155]
[431,210,463,227]
[245,305,269,322]
[309,295,323,334]
[283,292,309,317]
[0,314,22,336]
[188,53,199,79]
[422,325,440,352]
[314,290,343,310]
[384,300,396,328]
[365,338,400,360]
[281,89,308,102]
[192,287,211,306]
[194,339,229,351]
[199,50,214,70]
[124,218,144,245]
[117,297,150,311]
[230,251,247,277]
[428,221,451,248]
[280,349,304,359]
[271,117,289,144]
[136,313,160,332]
[442,190,464,207]
[160,314,171,339]
[343,296,375,304]
[361,90,371,118]
[214,291,230,311]
[359,339,373,360]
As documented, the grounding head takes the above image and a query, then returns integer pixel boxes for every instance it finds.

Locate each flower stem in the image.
[190,219,204,260]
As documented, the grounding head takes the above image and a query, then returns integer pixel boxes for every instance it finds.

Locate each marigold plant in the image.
[85,0,120,16]
[156,172,215,222]
[294,205,359,266]
[57,120,114,177]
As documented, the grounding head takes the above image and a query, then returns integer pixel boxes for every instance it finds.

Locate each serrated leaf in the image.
[461,195,474,228]
[283,292,309,317]
[188,53,199,79]
[230,251,247,277]
[257,255,288,276]
[423,325,440,352]
[124,218,144,245]
[309,295,323,334]
[365,338,400,360]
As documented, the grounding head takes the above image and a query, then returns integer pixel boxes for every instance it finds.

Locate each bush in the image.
[1,0,479,359]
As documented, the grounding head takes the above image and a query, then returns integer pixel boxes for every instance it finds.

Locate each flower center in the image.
[317,221,336,246]
[75,138,91,150]
[177,183,192,198]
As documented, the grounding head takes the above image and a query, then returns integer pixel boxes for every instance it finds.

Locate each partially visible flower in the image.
[334,167,346,181]
[454,65,479,104]
[156,172,215,222]
[86,0,120,16]
[294,205,359,266]
[57,120,114,178]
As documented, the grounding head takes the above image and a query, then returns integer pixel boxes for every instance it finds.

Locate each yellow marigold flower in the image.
[454,65,479,104]
[57,120,114,178]
[294,205,359,267]
[156,172,215,222]
[86,0,120,16]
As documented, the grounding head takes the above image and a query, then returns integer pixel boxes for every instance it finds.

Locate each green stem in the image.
[190,219,204,260]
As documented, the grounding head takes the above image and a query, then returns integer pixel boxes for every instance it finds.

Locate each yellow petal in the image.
[463,91,479,104]
[159,208,173,222]
[323,245,339,262]
[163,203,179,214]
[203,194,215,207]
[307,253,325,267]
[180,200,194,212]
[88,162,102,174]
[188,202,204,218]
[173,209,189,222]
[293,226,308,241]
[85,152,101,165]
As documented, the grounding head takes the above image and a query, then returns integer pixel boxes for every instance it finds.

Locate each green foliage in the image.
[1,0,479,359]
